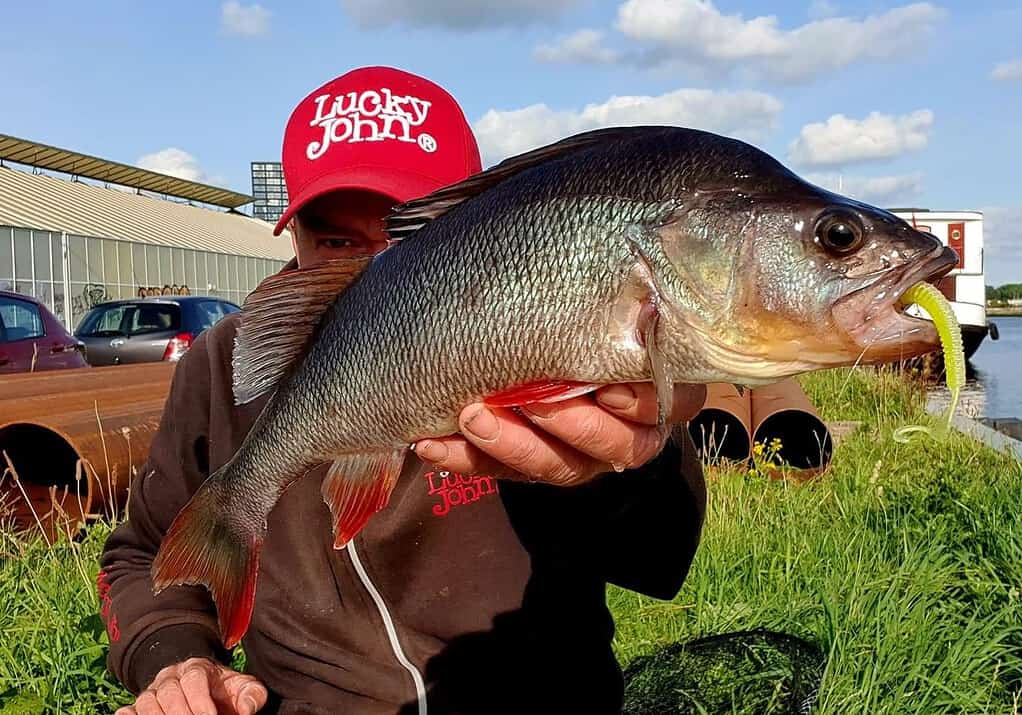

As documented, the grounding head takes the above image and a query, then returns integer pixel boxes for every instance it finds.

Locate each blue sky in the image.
[2,0,1020,282]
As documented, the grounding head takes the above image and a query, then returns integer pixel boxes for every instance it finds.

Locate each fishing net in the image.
[622,629,826,715]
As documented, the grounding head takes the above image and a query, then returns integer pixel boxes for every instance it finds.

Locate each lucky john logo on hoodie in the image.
[306,88,437,160]
[424,470,499,517]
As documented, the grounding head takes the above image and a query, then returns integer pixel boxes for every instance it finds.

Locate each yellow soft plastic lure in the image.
[893,282,965,443]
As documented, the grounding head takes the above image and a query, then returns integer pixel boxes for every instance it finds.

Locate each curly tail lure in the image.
[893,282,965,443]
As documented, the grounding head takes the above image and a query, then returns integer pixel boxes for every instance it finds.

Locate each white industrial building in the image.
[0,134,293,329]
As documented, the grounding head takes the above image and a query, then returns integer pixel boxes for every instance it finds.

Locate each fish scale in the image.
[247,198,640,468]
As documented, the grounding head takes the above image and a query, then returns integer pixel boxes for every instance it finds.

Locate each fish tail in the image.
[151,467,263,649]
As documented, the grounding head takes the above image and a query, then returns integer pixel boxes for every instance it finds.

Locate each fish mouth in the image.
[831,245,958,363]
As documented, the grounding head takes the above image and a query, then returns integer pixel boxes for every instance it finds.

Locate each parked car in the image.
[0,290,88,374]
[74,296,240,366]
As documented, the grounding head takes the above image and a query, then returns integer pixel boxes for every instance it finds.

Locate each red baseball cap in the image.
[273,66,482,235]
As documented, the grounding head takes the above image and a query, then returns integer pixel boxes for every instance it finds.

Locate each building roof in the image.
[0,166,293,261]
[0,134,254,208]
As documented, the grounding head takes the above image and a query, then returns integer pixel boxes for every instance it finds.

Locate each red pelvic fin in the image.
[321,449,408,549]
[151,475,263,649]
[483,380,598,407]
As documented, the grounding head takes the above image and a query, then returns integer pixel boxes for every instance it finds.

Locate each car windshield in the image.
[194,300,239,331]
[127,304,179,335]
[0,296,45,343]
[77,303,181,337]
[77,305,129,337]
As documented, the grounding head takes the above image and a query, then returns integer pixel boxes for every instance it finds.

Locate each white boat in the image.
[890,209,998,358]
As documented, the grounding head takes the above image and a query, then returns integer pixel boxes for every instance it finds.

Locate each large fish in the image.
[152,126,957,646]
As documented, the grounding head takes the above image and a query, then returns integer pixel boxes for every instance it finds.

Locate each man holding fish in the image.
[100,66,710,715]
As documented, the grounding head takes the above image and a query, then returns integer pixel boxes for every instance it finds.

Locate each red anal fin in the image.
[322,449,408,549]
[151,469,263,649]
[484,380,598,407]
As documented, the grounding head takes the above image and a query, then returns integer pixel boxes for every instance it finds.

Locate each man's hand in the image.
[115,657,268,715]
[414,383,706,486]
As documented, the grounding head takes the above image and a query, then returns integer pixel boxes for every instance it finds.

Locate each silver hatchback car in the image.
[74,296,239,366]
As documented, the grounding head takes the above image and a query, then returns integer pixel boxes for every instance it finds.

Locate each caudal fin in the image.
[151,472,263,648]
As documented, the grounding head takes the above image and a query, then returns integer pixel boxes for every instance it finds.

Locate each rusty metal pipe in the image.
[750,378,833,480]
[0,364,173,539]
[0,363,174,403]
[1,385,170,425]
[687,383,753,464]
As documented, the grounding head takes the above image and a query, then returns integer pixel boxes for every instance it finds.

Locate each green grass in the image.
[0,523,132,714]
[610,368,1022,713]
[2,367,1021,713]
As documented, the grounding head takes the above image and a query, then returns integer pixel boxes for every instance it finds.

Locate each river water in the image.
[927,316,1021,420]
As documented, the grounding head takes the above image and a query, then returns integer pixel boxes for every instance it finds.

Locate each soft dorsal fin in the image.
[232,257,371,405]
[385,126,644,241]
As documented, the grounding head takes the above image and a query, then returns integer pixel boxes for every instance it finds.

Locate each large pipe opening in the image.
[0,363,172,540]
[752,411,833,471]
[0,423,89,536]
[688,409,752,464]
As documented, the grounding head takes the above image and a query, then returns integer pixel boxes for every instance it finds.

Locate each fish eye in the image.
[815,212,864,254]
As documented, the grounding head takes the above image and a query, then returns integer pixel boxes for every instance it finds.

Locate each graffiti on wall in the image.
[136,284,191,297]
[71,283,111,317]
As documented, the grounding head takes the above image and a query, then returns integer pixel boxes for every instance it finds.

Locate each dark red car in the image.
[0,290,87,374]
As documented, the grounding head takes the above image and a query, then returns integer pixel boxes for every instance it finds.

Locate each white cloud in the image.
[595,0,945,82]
[221,1,271,36]
[473,88,782,166]
[534,30,621,64]
[808,0,839,19]
[804,172,924,205]
[137,148,208,183]
[340,0,577,29]
[991,59,1022,81]
[788,110,933,167]
[982,207,1022,285]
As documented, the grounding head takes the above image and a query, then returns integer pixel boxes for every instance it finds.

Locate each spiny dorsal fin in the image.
[385,126,646,241]
[232,257,371,405]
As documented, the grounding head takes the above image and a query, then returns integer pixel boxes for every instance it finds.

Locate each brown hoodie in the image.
[99,310,706,715]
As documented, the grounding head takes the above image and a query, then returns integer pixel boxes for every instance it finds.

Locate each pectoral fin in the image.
[622,238,673,425]
[642,303,673,426]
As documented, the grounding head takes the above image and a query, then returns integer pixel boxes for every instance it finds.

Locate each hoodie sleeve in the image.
[596,426,707,599]
[97,326,231,693]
